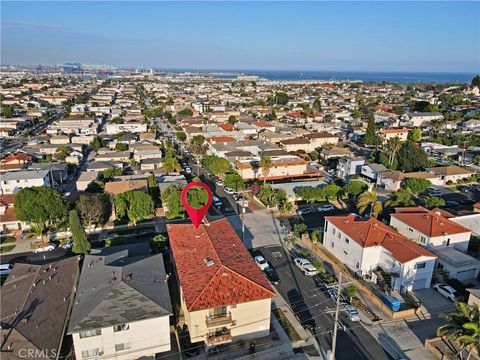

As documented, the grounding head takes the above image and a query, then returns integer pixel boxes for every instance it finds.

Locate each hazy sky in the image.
[2,1,479,72]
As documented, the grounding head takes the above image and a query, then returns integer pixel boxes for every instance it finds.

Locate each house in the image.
[467,287,480,307]
[104,179,148,195]
[377,171,442,191]
[234,155,312,181]
[279,138,315,153]
[95,151,130,162]
[390,207,479,282]
[76,171,100,191]
[304,132,339,148]
[428,166,476,185]
[68,244,172,360]
[360,163,388,181]
[324,214,437,291]
[379,128,410,143]
[0,194,28,234]
[167,219,275,347]
[403,112,443,127]
[105,122,147,135]
[140,158,163,171]
[28,163,69,187]
[0,257,80,359]
[320,146,352,160]
[0,170,52,194]
[0,153,32,172]
[133,149,162,162]
[336,157,365,179]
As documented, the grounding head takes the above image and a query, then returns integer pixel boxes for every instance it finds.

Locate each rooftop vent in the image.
[204,258,215,267]
[111,277,117,283]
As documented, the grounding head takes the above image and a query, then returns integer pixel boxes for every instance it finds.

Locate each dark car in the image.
[184,346,200,358]
[264,266,280,285]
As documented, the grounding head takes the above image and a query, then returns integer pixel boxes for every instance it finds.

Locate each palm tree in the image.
[437,303,480,360]
[259,155,272,184]
[356,190,383,218]
[162,157,181,174]
[385,188,415,208]
[386,136,402,166]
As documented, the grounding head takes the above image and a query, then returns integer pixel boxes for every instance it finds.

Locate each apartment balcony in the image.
[206,329,232,346]
[205,312,233,328]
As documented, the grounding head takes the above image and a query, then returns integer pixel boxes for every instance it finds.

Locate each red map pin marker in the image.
[181,181,213,229]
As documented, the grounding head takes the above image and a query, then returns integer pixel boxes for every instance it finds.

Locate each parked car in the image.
[264,266,280,285]
[184,346,200,358]
[428,188,442,196]
[317,204,335,212]
[102,233,119,241]
[60,240,73,249]
[345,305,361,321]
[215,180,223,187]
[185,167,192,174]
[297,207,315,216]
[254,255,269,271]
[224,187,235,195]
[294,258,318,276]
[433,283,461,302]
[213,195,222,208]
[0,263,13,277]
[236,198,249,207]
[32,243,56,253]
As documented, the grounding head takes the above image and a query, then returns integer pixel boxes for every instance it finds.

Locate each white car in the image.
[433,283,461,302]
[317,204,335,212]
[224,188,235,195]
[294,258,318,276]
[60,240,73,249]
[185,167,192,174]
[236,198,249,208]
[0,263,13,277]
[345,305,361,321]
[33,243,56,254]
[254,255,269,271]
[297,207,315,216]
[215,180,223,187]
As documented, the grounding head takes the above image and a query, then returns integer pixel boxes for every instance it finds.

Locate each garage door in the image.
[455,269,477,281]
[412,278,428,290]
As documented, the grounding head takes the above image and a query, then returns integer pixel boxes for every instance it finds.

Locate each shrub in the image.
[311,230,323,244]
[0,236,16,245]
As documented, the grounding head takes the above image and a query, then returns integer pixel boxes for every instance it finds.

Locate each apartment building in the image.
[106,122,147,135]
[336,157,365,179]
[234,155,309,181]
[379,128,410,143]
[0,170,52,194]
[167,219,275,347]
[324,214,437,291]
[68,244,172,360]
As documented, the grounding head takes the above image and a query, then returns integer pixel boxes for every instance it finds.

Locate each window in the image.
[332,228,336,235]
[415,262,426,269]
[408,227,413,232]
[81,348,103,358]
[420,236,427,244]
[79,329,101,338]
[345,238,349,244]
[331,242,335,248]
[337,232,341,239]
[115,343,131,352]
[355,261,360,269]
[447,238,450,246]
[113,323,129,332]
[343,251,348,256]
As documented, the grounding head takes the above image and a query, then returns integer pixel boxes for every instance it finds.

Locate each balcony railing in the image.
[205,312,233,327]
[206,330,232,346]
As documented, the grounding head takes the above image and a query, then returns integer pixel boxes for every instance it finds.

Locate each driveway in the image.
[413,288,456,315]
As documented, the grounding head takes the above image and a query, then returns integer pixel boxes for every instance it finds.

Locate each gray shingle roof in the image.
[67,244,172,333]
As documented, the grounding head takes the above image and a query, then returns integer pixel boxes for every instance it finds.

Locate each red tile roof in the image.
[219,123,235,131]
[391,206,471,237]
[167,219,275,311]
[286,111,302,118]
[207,136,237,143]
[325,214,436,263]
[0,153,32,164]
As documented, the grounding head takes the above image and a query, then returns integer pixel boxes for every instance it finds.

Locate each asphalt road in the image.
[0,247,70,266]
[259,245,391,360]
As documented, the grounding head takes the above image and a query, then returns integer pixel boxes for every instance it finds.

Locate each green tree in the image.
[422,196,446,209]
[162,156,181,173]
[191,134,205,146]
[103,167,122,181]
[177,108,193,116]
[69,209,91,254]
[76,193,110,228]
[392,106,405,116]
[343,181,368,197]
[90,136,106,150]
[114,191,155,224]
[309,150,320,161]
[202,155,231,178]
[161,184,185,219]
[115,143,129,151]
[356,190,382,217]
[224,172,244,191]
[405,178,431,194]
[110,116,124,124]
[471,75,480,88]
[176,131,187,142]
[14,187,67,245]
[86,181,104,193]
[228,115,237,125]
[437,303,480,360]
[344,284,358,302]
[148,174,160,202]
[397,141,429,172]
[408,128,422,142]
[259,155,272,184]
[312,97,322,112]
[151,233,168,253]
[1,105,14,117]
[274,92,289,105]
[386,136,402,167]
[186,186,209,209]
[293,223,307,238]
[364,114,379,146]
[385,188,415,208]
[55,145,71,161]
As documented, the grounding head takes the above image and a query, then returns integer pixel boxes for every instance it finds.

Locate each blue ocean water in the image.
[166,68,476,84]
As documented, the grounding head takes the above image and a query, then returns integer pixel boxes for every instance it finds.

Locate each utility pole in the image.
[331,272,342,360]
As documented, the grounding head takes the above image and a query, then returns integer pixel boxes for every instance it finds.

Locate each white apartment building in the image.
[68,244,172,360]
[324,214,437,291]
[336,157,365,179]
[234,156,309,181]
[106,122,147,135]
[0,170,52,194]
